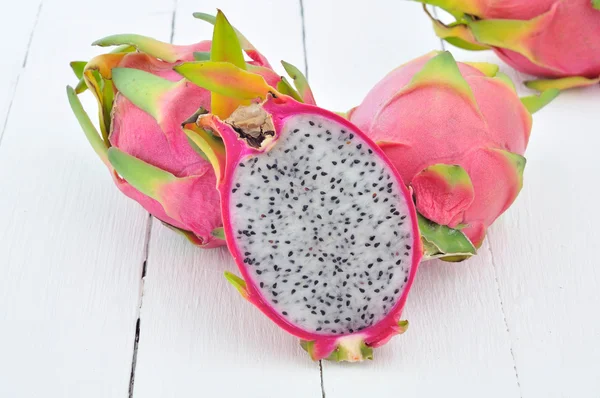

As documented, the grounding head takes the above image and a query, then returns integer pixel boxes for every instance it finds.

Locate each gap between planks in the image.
[432,6,522,395]
[299,0,309,81]
[0,1,43,147]
[128,215,153,398]
[487,235,523,398]
[128,3,178,395]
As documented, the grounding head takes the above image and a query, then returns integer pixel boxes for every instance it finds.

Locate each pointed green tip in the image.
[493,72,517,92]
[224,271,248,298]
[409,51,480,114]
[112,67,181,122]
[69,61,87,80]
[74,78,88,94]
[92,34,179,63]
[211,10,245,69]
[193,10,258,58]
[276,77,303,102]
[280,60,315,105]
[299,340,316,360]
[280,60,294,72]
[495,149,526,178]
[91,34,125,47]
[69,62,88,94]
[192,11,216,23]
[592,0,600,11]
[520,89,559,114]
[430,50,457,68]
[107,147,175,200]
[425,164,473,188]
[418,213,477,260]
[66,85,109,163]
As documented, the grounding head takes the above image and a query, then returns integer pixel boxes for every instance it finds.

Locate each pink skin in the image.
[350,53,531,247]
[411,167,474,228]
[107,43,279,247]
[201,96,422,359]
[473,0,556,19]
[476,0,600,78]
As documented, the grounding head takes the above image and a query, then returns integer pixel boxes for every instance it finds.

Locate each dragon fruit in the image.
[66,11,312,247]
[135,16,423,361]
[189,97,420,361]
[348,51,555,252]
[417,0,600,91]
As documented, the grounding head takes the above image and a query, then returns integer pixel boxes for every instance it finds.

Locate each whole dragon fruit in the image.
[67,11,313,247]
[144,16,424,362]
[417,0,600,91]
[349,51,555,252]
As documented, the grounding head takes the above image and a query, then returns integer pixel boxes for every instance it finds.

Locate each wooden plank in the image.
[0,0,42,142]
[487,87,600,397]
[303,2,521,397]
[0,1,173,396]
[131,1,323,397]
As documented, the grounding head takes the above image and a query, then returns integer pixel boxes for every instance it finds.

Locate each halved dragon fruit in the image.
[66,11,312,247]
[189,96,421,361]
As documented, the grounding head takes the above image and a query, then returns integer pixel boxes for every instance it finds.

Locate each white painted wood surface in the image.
[0,1,598,397]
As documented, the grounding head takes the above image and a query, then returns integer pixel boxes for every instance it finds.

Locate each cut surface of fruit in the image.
[228,112,416,334]
[187,96,422,361]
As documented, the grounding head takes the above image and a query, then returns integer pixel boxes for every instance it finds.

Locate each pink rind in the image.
[209,96,422,359]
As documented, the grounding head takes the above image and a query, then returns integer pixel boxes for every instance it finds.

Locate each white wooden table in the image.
[1,0,599,397]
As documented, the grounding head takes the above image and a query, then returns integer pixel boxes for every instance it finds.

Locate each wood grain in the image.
[1,1,599,397]
[0,0,42,143]
[0,0,172,396]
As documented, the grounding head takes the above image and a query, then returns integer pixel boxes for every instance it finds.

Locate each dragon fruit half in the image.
[192,97,420,361]
[67,11,313,247]
[126,16,424,361]
[417,0,600,91]
[349,51,555,253]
